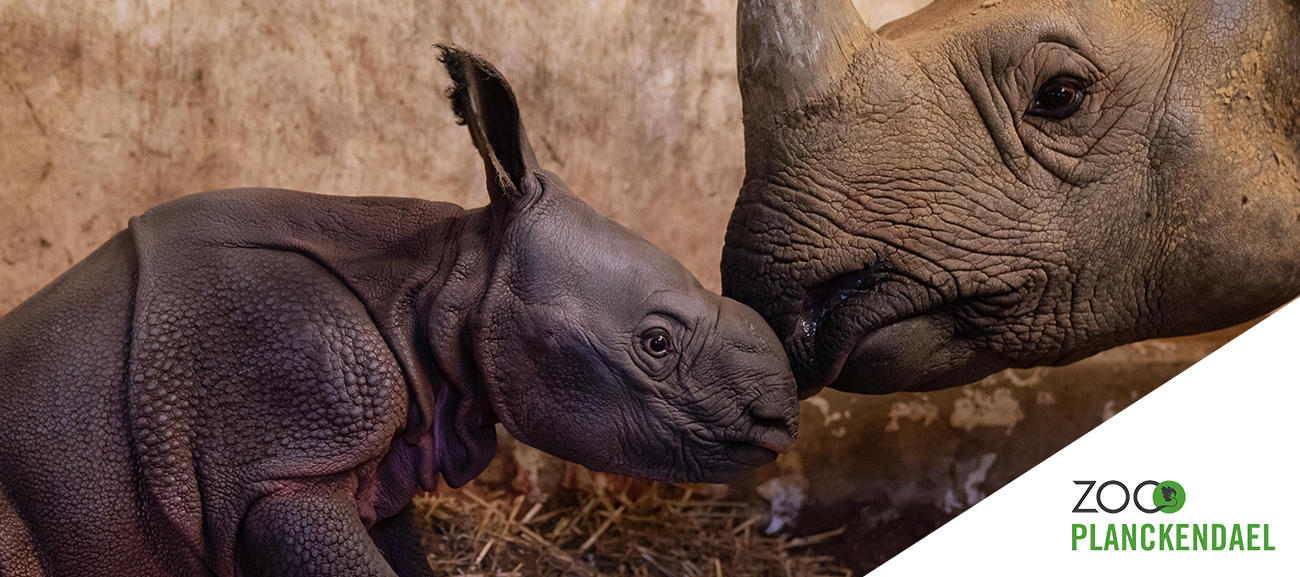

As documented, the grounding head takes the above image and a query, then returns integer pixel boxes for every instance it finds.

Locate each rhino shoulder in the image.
[124,222,416,561]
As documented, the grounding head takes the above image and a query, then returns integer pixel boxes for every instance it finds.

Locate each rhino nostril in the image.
[745,398,796,432]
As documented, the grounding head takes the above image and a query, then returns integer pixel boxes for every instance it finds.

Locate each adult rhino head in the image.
[723,0,1300,396]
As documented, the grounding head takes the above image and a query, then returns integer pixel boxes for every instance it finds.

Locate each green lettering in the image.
[1091,523,1102,551]
[1212,524,1227,550]
[1193,524,1208,551]
[1104,524,1119,550]
[1176,524,1189,551]
[1160,523,1174,551]
[1141,523,1156,551]
[1230,524,1245,551]
[1122,524,1137,551]
[1072,524,1087,551]
[1248,524,1260,551]
[1265,524,1275,551]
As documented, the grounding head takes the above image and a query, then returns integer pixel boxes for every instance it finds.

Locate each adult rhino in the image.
[723,0,1300,395]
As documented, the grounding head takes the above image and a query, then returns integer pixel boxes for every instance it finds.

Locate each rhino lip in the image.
[714,429,796,457]
[798,264,893,331]
[718,442,780,468]
[791,265,1030,392]
[790,264,917,391]
[755,440,792,454]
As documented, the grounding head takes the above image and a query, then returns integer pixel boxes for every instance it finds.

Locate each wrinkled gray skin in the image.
[0,47,797,577]
[723,0,1300,396]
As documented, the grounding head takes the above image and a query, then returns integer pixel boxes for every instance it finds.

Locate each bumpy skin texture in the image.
[724,0,1300,395]
[0,48,798,577]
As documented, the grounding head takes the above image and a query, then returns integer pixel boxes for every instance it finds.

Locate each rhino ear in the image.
[439,45,542,217]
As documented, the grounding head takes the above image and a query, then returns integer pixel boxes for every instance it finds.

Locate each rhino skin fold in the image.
[725,0,1300,395]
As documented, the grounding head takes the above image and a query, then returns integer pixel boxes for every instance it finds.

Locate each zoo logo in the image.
[1073,480,1185,514]
[1151,481,1185,514]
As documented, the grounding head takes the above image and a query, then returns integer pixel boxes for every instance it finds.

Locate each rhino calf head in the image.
[442,47,798,482]
[723,0,1300,395]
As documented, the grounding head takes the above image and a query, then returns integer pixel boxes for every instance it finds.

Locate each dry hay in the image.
[411,483,851,577]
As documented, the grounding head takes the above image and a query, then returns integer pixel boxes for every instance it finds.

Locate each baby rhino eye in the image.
[641,329,672,357]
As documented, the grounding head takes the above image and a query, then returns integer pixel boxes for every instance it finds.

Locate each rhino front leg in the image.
[369,504,438,577]
[238,478,397,577]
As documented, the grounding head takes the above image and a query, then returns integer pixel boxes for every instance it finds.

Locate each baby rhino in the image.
[0,47,797,577]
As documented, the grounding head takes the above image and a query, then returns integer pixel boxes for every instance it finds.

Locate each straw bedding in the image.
[412,483,851,577]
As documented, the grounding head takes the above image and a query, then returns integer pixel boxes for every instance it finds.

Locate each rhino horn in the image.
[737,0,875,118]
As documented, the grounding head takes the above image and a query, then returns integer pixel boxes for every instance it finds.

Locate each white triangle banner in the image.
[871,301,1300,576]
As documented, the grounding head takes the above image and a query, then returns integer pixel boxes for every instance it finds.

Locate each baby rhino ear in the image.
[439,45,542,217]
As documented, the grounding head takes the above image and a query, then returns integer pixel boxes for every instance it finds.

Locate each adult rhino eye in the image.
[641,329,672,357]
[1029,76,1086,120]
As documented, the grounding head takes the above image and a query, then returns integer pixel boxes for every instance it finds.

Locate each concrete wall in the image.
[0,0,1244,571]
[3,0,927,311]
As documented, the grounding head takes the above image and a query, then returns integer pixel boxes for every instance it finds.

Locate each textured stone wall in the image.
[0,0,1245,572]
[3,0,928,311]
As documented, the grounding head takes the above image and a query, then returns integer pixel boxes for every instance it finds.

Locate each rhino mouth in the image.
[791,262,1035,394]
[797,264,895,336]
[723,442,781,467]
[789,264,937,393]
[711,427,796,458]
[685,435,792,483]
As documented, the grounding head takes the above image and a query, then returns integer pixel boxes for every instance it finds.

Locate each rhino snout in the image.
[706,297,800,454]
